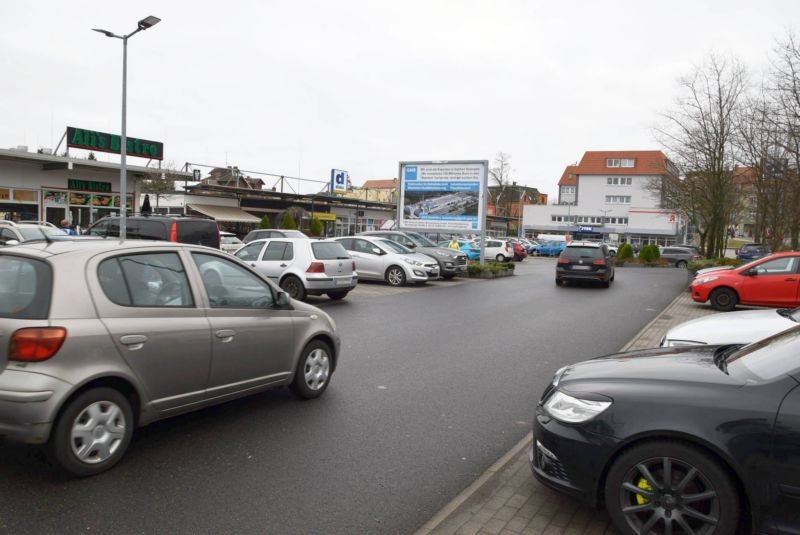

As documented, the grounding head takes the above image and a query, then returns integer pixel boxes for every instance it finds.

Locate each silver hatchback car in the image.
[235,238,357,301]
[0,240,340,476]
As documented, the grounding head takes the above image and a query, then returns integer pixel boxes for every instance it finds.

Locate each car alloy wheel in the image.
[290,341,333,399]
[605,442,738,535]
[386,266,406,286]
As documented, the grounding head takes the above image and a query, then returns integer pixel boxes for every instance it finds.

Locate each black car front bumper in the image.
[530,407,621,507]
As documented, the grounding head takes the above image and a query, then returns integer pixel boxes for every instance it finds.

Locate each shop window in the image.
[0,188,9,200]
[13,189,38,202]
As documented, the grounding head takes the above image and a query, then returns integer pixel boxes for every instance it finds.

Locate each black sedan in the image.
[530,325,800,534]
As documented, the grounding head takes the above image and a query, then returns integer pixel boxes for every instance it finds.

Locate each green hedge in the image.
[468,261,515,274]
[688,257,741,272]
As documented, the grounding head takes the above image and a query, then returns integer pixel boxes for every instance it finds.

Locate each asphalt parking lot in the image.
[0,257,690,534]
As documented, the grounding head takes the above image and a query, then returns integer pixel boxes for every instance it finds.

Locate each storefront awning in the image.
[186,203,261,223]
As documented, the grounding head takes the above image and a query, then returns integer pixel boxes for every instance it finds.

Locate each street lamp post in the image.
[93,15,161,240]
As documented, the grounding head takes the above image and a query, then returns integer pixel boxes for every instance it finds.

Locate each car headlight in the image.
[543,391,611,423]
[402,257,422,266]
[694,275,719,284]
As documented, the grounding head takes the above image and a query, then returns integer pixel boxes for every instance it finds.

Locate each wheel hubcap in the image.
[621,457,719,534]
[304,348,330,391]
[70,401,126,464]
[284,280,301,298]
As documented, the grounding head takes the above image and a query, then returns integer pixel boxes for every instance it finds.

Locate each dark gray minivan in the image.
[85,215,221,249]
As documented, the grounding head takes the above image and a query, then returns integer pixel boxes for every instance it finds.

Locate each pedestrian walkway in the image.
[415,291,718,535]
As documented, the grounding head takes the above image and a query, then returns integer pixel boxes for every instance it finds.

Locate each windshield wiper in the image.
[713,344,741,373]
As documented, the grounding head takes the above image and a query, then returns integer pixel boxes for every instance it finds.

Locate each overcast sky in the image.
[1,1,797,199]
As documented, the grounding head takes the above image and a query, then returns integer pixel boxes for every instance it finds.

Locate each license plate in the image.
[335,277,352,286]
[572,265,591,270]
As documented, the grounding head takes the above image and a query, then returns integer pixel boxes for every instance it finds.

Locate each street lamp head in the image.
[138,16,161,30]
[92,28,116,37]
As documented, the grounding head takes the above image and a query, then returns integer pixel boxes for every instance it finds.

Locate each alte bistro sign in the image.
[67,126,164,161]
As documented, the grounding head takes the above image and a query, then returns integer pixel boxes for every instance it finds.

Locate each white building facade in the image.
[523,151,681,247]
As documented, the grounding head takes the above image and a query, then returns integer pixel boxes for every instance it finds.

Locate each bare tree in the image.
[654,54,748,257]
[770,32,800,249]
[733,92,792,250]
[139,161,180,211]
[489,152,513,216]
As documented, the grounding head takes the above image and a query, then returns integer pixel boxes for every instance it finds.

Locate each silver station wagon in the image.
[0,240,340,476]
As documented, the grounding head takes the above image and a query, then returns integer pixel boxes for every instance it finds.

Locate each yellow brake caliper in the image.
[636,478,653,505]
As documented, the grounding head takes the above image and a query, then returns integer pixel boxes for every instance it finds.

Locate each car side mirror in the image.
[372,247,382,255]
[406,242,416,248]
[743,269,756,276]
[276,291,290,307]
[5,239,19,246]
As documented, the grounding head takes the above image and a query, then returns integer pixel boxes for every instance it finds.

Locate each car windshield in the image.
[405,232,437,247]
[727,326,800,380]
[311,241,351,260]
[17,227,49,240]
[377,239,412,254]
[222,237,242,244]
[281,230,308,238]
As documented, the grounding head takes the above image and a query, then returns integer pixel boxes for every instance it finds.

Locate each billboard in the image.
[331,169,349,193]
[398,160,488,232]
[67,126,164,161]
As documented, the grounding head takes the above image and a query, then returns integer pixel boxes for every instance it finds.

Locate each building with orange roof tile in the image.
[523,150,684,247]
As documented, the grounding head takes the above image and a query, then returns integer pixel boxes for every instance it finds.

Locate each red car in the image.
[508,241,526,262]
[690,252,800,311]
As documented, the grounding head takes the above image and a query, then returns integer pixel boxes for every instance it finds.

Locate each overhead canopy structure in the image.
[186,203,261,223]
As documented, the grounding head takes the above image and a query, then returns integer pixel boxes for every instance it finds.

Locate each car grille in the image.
[535,446,570,484]
[455,255,467,265]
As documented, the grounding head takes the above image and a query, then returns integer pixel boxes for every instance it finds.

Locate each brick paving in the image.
[415,290,719,535]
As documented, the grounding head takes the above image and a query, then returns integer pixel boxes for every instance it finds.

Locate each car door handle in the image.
[249,262,256,267]
[120,335,148,350]
[785,277,798,281]
[215,329,236,342]
[280,263,288,267]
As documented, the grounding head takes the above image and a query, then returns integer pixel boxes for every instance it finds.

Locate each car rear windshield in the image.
[562,246,603,259]
[0,255,52,319]
[311,242,351,260]
[177,220,220,248]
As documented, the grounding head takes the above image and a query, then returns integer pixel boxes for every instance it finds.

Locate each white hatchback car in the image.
[661,306,800,347]
[219,231,244,254]
[334,236,439,286]
[472,238,513,262]
[235,238,357,301]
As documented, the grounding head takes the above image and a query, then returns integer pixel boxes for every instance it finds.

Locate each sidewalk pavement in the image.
[415,290,717,535]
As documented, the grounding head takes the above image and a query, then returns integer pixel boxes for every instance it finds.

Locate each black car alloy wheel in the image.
[605,442,738,535]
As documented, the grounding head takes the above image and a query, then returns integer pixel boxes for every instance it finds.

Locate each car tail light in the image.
[557,257,569,264]
[306,261,325,273]
[169,222,178,242]
[593,259,606,266]
[352,261,356,271]
[692,255,700,260]
[9,327,67,362]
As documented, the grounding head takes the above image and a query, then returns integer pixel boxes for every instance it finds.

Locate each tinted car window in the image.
[563,246,603,259]
[193,253,274,309]
[311,242,350,260]
[0,228,18,244]
[0,255,51,319]
[177,220,219,248]
[87,220,108,236]
[283,242,294,260]
[263,241,288,261]
[235,242,264,261]
[336,238,353,250]
[754,257,797,275]
[131,220,167,240]
[99,253,194,308]
[17,227,48,240]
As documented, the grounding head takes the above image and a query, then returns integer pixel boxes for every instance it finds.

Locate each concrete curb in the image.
[413,432,533,535]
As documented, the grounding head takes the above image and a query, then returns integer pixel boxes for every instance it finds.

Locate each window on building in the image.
[12,189,38,202]
[621,159,635,168]
[626,177,632,185]
[607,159,620,167]
[605,196,631,204]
